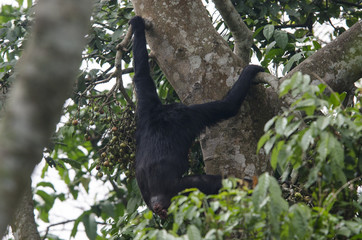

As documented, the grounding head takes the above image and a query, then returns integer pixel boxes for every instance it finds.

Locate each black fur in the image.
[129,16,264,218]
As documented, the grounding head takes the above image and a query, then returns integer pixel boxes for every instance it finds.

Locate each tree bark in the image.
[0,0,93,236]
[131,0,277,180]
[11,179,41,240]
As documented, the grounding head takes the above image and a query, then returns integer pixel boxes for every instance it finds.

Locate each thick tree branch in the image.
[0,0,93,236]
[282,20,362,106]
[212,0,253,64]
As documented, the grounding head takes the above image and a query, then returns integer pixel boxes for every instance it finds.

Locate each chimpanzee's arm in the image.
[188,65,264,129]
[129,17,161,112]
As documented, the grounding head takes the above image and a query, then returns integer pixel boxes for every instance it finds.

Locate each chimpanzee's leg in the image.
[178,175,222,195]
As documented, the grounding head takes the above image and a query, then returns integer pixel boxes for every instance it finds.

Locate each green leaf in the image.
[187,225,202,240]
[276,143,290,172]
[264,135,278,155]
[36,190,55,206]
[80,177,91,192]
[263,24,275,40]
[318,132,330,161]
[295,29,309,38]
[71,214,84,237]
[306,162,321,188]
[36,181,56,191]
[16,0,24,7]
[279,72,304,97]
[329,92,346,107]
[265,41,277,55]
[100,201,115,218]
[279,78,293,97]
[264,116,277,132]
[275,117,288,135]
[126,197,138,213]
[156,230,175,240]
[300,129,313,151]
[288,204,311,239]
[257,130,272,153]
[316,116,331,130]
[83,213,97,240]
[283,52,304,74]
[284,120,302,137]
[329,136,344,167]
[269,178,288,236]
[312,40,321,50]
[300,105,316,116]
[294,98,315,108]
[271,141,285,170]
[332,161,347,184]
[252,173,270,209]
[254,26,264,38]
[36,190,56,222]
[324,192,336,212]
[274,30,288,49]
[60,158,82,169]
[329,93,342,107]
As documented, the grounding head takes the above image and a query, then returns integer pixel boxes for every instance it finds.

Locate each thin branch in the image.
[212,0,253,64]
[115,25,133,52]
[41,219,76,240]
[113,24,136,108]
[41,218,108,240]
[324,175,362,208]
[275,23,310,29]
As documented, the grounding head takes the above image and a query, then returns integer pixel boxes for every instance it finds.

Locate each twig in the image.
[111,25,136,108]
[80,19,151,107]
[42,219,76,240]
[324,175,362,208]
[116,25,133,52]
[79,23,136,107]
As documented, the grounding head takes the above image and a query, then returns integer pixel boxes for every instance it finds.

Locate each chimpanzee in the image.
[129,16,264,218]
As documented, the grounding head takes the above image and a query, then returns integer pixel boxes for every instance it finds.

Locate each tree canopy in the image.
[0,0,361,239]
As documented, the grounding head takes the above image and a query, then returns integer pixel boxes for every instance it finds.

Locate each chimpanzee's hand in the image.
[129,16,145,32]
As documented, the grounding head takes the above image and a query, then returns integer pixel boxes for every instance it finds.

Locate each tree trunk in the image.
[11,179,41,240]
[0,0,93,236]
[131,0,277,180]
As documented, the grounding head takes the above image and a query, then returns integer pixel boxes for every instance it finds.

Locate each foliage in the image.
[258,72,362,220]
[118,73,362,240]
[0,0,32,96]
[228,0,361,74]
[115,174,362,240]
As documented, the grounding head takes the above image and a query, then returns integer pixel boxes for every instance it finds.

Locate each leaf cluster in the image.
[258,72,362,219]
[117,174,362,240]
[0,0,32,92]
[228,0,361,74]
